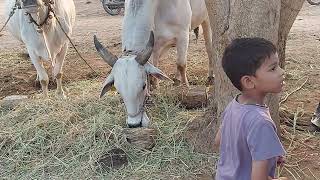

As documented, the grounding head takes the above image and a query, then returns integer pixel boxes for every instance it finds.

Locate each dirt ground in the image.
[0,0,320,179]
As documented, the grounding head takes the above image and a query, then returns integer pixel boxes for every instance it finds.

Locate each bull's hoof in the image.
[206,76,215,86]
[34,80,41,89]
[56,91,67,99]
[29,74,40,88]
[42,91,49,98]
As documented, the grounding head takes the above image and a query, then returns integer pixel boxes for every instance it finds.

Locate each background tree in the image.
[189,0,305,153]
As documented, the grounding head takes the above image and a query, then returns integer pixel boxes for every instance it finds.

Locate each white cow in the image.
[94,0,213,128]
[5,0,76,98]
[122,0,214,88]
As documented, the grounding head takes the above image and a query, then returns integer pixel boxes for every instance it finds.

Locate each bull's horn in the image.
[94,35,118,67]
[135,31,154,65]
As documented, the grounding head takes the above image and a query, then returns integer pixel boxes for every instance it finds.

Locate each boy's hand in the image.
[268,176,289,180]
[277,156,285,167]
[214,126,221,148]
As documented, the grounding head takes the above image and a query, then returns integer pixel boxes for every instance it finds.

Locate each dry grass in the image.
[1,4,319,178]
[0,80,216,179]
[278,124,320,180]
[279,105,320,180]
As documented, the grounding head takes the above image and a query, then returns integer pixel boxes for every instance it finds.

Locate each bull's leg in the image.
[175,31,189,86]
[149,38,171,90]
[34,72,41,88]
[29,50,49,97]
[53,43,68,99]
[201,20,215,86]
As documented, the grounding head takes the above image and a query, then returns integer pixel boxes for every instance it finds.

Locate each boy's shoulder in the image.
[243,106,276,132]
[224,98,276,129]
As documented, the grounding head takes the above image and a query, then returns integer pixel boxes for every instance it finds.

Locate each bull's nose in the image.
[127,112,149,128]
[127,122,142,128]
[127,114,143,128]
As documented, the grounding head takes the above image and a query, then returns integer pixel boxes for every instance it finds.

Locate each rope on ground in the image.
[0,3,19,35]
[51,9,100,76]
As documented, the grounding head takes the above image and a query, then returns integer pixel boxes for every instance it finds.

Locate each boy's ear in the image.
[240,75,255,90]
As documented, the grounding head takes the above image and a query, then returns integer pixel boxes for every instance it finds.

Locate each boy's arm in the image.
[214,126,221,147]
[248,120,287,180]
[252,160,289,180]
[251,160,269,180]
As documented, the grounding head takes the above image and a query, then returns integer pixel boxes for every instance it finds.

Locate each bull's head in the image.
[94,32,171,128]
[19,0,54,33]
[20,0,45,12]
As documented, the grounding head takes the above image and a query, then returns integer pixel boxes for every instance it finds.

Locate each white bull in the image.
[5,0,76,98]
[94,0,213,128]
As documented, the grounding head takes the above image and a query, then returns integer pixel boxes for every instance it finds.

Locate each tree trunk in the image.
[278,0,305,68]
[203,0,305,150]
[205,0,281,129]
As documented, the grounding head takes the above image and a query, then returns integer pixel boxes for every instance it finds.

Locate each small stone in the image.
[1,95,28,109]
[123,128,157,150]
[180,85,208,109]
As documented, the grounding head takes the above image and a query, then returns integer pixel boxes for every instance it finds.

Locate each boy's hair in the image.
[222,38,277,91]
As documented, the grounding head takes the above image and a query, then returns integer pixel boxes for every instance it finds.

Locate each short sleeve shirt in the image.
[215,98,285,180]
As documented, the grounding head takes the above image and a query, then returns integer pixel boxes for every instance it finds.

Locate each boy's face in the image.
[252,53,284,94]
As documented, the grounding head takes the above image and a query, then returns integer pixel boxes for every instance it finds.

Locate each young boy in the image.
[215,38,287,180]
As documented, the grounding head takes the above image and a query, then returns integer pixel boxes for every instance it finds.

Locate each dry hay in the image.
[0,80,216,179]
[279,106,320,180]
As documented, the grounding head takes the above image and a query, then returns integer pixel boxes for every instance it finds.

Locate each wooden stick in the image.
[307,167,320,180]
[282,135,316,150]
[280,77,309,105]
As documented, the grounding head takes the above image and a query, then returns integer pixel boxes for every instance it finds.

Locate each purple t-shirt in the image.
[215,98,285,180]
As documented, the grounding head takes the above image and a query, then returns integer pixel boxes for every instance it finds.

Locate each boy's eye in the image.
[270,66,276,71]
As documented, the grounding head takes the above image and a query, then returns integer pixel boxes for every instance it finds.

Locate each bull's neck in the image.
[122,1,158,52]
[37,5,49,24]
[29,1,56,29]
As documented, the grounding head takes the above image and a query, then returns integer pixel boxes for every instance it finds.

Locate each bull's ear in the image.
[144,62,172,81]
[100,73,114,98]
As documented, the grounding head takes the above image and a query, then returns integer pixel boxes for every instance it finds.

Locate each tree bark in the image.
[203,0,304,150]
[278,0,305,68]
[205,0,281,126]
